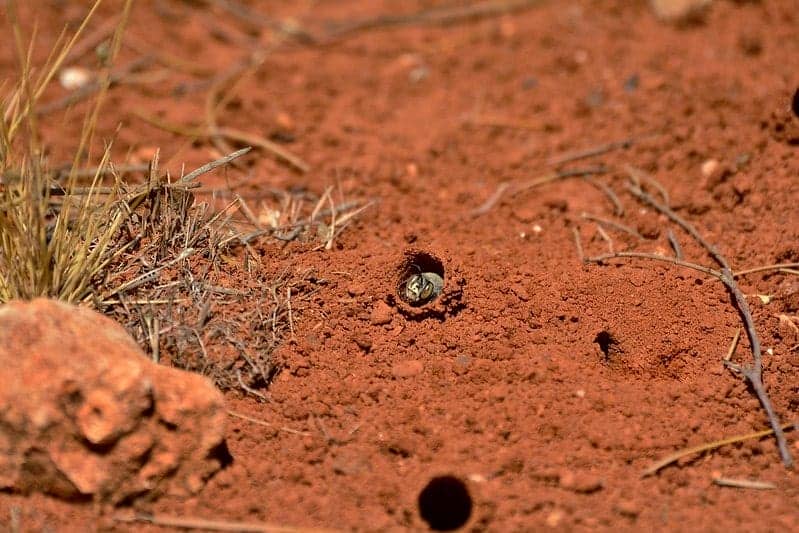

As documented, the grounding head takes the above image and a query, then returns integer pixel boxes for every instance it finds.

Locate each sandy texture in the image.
[2,0,799,530]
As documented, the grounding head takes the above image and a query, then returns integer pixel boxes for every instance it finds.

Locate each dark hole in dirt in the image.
[792,88,799,118]
[594,330,618,359]
[397,251,445,307]
[208,440,234,468]
[418,475,472,531]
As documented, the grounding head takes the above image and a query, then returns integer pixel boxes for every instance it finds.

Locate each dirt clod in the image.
[392,360,424,378]
[370,301,394,326]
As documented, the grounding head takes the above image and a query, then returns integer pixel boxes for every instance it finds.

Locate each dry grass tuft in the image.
[0,1,365,397]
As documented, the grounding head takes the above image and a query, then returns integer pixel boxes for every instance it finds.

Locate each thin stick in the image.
[136,112,308,173]
[582,175,624,216]
[667,228,683,260]
[734,262,799,278]
[214,126,309,174]
[65,14,120,63]
[287,286,295,336]
[628,183,724,266]
[595,224,614,254]
[471,181,510,217]
[113,511,332,533]
[642,422,795,477]
[572,226,584,263]
[712,477,776,490]
[586,251,723,279]
[236,368,268,401]
[628,182,793,468]
[321,0,544,41]
[581,213,642,239]
[625,165,670,205]
[237,200,363,245]
[472,167,609,217]
[510,166,608,196]
[227,410,310,436]
[725,329,741,362]
[547,138,634,166]
[180,147,252,183]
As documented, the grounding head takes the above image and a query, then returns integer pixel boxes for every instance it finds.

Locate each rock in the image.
[0,299,227,503]
[636,218,661,240]
[650,0,712,22]
[352,334,373,353]
[615,499,640,518]
[558,469,604,493]
[700,158,720,179]
[370,301,393,326]
[391,360,424,378]
[346,282,366,297]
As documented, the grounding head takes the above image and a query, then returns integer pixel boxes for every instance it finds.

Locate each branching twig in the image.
[622,182,794,468]
[581,213,642,240]
[667,228,683,260]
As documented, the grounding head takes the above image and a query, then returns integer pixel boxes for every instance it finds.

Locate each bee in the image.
[402,269,444,305]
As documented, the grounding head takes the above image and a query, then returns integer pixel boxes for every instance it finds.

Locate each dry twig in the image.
[712,477,776,490]
[624,182,793,468]
[113,511,335,533]
[642,422,795,477]
[547,137,635,166]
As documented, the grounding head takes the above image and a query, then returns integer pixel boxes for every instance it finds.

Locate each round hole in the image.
[397,251,445,307]
[417,475,472,531]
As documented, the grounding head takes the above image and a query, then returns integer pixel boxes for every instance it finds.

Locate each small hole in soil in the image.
[208,440,233,468]
[397,251,445,307]
[594,330,617,359]
[792,88,799,118]
[418,475,472,531]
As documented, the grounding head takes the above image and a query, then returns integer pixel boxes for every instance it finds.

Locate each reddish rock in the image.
[0,299,227,503]
[370,301,394,326]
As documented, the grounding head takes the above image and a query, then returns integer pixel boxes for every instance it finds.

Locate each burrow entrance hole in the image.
[418,475,472,531]
[396,251,446,307]
[594,330,620,361]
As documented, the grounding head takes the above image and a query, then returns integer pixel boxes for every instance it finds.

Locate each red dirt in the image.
[3,0,799,530]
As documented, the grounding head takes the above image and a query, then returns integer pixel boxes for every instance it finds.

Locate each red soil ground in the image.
[3,0,799,530]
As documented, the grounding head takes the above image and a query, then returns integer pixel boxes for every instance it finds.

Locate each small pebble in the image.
[59,66,93,90]
[701,158,720,178]
[650,0,712,22]
[545,509,564,528]
[370,301,393,326]
[347,282,366,297]
[558,469,603,493]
